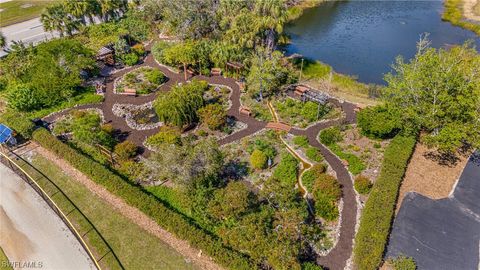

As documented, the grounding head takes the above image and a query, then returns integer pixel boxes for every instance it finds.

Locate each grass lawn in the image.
[0,1,55,27]
[18,152,197,270]
[0,247,12,270]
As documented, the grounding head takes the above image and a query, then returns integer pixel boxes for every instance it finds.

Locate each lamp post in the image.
[299,58,304,81]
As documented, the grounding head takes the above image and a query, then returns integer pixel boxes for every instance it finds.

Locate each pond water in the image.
[285,1,480,84]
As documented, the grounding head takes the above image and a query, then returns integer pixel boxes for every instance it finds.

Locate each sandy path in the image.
[0,163,95,270]
[34,145,224,270]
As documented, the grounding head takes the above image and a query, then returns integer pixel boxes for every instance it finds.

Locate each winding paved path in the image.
[43,43,359,270]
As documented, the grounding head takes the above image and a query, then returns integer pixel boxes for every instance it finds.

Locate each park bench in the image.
[239,107,252,117]
[123,88,136,96]
[211,68,222,76]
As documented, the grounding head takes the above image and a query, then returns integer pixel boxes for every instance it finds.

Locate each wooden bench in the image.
[266,122,291,132]
[124,88,136,96]
[239,107,252,117]
[211,68,222,76]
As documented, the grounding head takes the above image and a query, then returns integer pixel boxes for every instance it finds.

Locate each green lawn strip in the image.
[32,128,253,270]
[327,143,365,175]
[0,1,55,27]
[0,247,13,270]
[25,153,198,270]
[443,0,480,36]
[353,135,416,270]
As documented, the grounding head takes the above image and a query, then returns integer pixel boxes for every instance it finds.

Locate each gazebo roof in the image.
[226,61,244,69]
[97,46,113,57]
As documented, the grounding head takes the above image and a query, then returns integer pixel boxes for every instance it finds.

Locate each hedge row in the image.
[353,135,416,270]
[32,128,253,270]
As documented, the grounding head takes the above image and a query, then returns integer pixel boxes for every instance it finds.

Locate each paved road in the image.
[0,18,57,57]
[386,152,480,270]
[0,162,95,270]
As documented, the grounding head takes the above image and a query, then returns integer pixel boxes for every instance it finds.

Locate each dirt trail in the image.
[33,145,224,270]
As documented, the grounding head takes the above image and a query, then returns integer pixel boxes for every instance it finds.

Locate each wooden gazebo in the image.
[96,46,115,66]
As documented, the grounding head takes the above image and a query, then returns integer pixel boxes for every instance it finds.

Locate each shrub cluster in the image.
[312,173,341,221]
[354,175,373,195]
[319,127,342,145]
[273,153,299,185]
[32,128,253,270]
[305,147,323,162]
[250,149,268,170]
[357,105,401,139]
[353,135,416,270]
[389,256,417,270]
[293,135,309,147]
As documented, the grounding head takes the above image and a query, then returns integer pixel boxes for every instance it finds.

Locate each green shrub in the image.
[293,135,309,147]
[357,105,401,139]
[32,128,253,270]
[389,256,417,270]
[354,175,372,195]
[302,163,327,192]
[0,111,35,139]
[354,135,416,270]
[301,262,324,270]
[306,147,323,162]
[250,149,267,170]
[319,127,342,145]
[144,69,165,84]
[198,103,227,130]
[123,53,140,66]
[114,141,138,161]
[312,173,341,221]
[145,126,182,147]
[328,143,366,175]
[273,153,298,185]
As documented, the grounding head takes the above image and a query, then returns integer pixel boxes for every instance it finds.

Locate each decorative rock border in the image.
[112,102,163,130]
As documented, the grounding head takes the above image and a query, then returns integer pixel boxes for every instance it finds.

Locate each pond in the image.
[285,1,480,84]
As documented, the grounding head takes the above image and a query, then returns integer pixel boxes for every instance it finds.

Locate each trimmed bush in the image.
[250,149,267,170]
[32,128,253,270]
[357,105,401,139]
[293,135,309,147]
[354,175,373,195]
[114,141,137,161]
[123,53,139,66]
[306,147,323,162]
[354,135,416,270]
[312,173,341,221]
[390,256,417,270]
[145,126,182,147]
[301,262,324,270]
[273,153,299,185]
[319,127,342,145]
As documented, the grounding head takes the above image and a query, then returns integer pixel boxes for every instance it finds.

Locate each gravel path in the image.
[0,162,95,270]
[42,43,359,270]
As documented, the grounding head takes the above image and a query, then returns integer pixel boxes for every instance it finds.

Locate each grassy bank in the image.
[18,152,197,270]
[353,135,416,270]
[0,1,56,27]
[292,58,381,106]
[443,0,480,36]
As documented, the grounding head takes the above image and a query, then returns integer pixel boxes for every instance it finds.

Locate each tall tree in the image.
[163,41,197,79]
[0,32,6,49]
[41,3,79,37]
[254,0,288,50]
[384,37,480,153]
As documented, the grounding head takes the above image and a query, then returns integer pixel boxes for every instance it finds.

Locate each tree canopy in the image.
[383,38,480,153]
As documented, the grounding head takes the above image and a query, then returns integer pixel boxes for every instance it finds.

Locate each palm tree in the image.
[64,0,89,25]
[41,3,79,37]
[254,0,287,51]
[98,0,128,22]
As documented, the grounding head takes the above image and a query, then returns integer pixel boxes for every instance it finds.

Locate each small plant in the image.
[250,149,268,170]
[301,262,324,270]
[354,175,373,195]
[145,126,182,147]
[306,147,323,162]
[123,53,139,66]
[373,142,382,149]
[114,140,138,161]
[293,135,309,147]
[319,127,343,145]
[312,173,341,221]
[389,255,417,270]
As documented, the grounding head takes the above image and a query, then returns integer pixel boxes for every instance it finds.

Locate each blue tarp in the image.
[0,124,13,144]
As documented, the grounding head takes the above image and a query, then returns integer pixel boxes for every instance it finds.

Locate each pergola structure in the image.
[96,46,115,66]
[226,61,244,79]
[293,85,330,105]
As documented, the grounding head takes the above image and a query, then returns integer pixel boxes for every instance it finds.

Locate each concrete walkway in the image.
[0,163,95,270]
